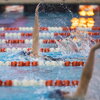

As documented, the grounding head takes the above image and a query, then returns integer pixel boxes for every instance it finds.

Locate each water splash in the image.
[54,29,95,58]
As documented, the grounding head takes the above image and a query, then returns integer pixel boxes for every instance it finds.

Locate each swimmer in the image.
[18,3,41,58]
[19,3,81,60]
[27,3,53,59]
[19,4,67,61]
[16,3,59,61]
[19,4,87,61]
[18,4,93,61]
[49,43,100,100]
[25,3,79,59]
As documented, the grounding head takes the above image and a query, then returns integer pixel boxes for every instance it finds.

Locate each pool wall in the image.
[0,0,100,4]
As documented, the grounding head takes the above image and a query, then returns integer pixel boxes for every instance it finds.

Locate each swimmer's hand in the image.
[92,43,100,51]
[35,3,41,14]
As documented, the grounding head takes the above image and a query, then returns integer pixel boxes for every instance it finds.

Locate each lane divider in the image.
[0,61,85,67]
[0,39,100,45]
[95,39,100,43]
[0,39,34,44]
[88,32,100,36]
[0,48,60,52]
[0,39,61,44]
[0,32,71,38]
[0,32,100,38]
[0,79,79,87]
[0,27,74,31]
[0,27,100,31]
[46,80,79,86]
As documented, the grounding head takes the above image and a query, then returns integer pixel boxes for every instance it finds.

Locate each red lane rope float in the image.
[40,48,50,52]
[21,33,32,36]
[55,80,63,86]
[64,61,84,66]
[11,61,17,66]
[0,33,5,37]
[45,80,79,86]
[0,80,79,87]
[54,33,71,36]
[63,80,71,86]
[4,80,13,86]
[95,39,100,43]
[40,27,48,31]
[5,40,25,44]
[43,40,56,44]
[64,61,71,66]
[11,61,35,67]
[62,27,76,31]
[45,80,53,86]
[72,80,79,86]
[11,61,38,67]
[4,27,19,31]
[72,61,84,66]
[0,80,3,86]
[88,32,100,36]
[92,27,100,30]
[31,61,38,66]
[0,48,6,52]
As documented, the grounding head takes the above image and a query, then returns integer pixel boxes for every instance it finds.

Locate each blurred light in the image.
[79,5,96,16]
[71,18,79,23]
[87,23,94,28]
[79,18,87,23]
[87,18,95,24]
[72,23,79,27]
[5,5,24,13]
[79,5,92,11]
[86,10,94,16]
[71,17,95,28]
[79,10,86,16]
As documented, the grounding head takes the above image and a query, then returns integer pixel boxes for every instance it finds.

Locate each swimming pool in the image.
[0,10,100,100]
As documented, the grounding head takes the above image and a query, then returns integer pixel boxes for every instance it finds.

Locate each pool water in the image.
[0,11,100,100]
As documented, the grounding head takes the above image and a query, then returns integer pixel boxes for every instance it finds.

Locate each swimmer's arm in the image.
[32,3,40,56]
[74,43,100,97]
[62,44,100,99]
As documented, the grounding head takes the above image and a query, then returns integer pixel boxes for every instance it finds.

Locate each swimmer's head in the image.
[48,89,70,99]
